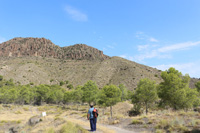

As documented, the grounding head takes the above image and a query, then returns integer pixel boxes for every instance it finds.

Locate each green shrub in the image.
[132,119,143,124]
[23,107,29,111]
[155,119,170,129]
[155,129,165,133]
[60,81,65,86]
[59,122,87,133]
[105,112,110,116]
[70,112,78,115]
[45,128,55,133]
[15,111,22,114]
[1,120,8,123]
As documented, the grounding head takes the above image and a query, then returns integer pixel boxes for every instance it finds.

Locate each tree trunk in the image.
[145,102,148,115]
[77,104,79,111]
[110,106,112,118]
[40,99,42,106]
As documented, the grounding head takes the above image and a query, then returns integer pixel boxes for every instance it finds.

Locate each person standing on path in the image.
[87,103,97,132]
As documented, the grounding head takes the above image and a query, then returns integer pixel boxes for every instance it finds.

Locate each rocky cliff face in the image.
[0,37,109,60]
[63,44,109,60]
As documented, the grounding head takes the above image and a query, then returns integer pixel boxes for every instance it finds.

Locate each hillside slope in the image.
[0,37,198,89]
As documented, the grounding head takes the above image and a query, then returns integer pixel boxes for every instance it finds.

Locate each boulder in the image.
[28,116,42,126]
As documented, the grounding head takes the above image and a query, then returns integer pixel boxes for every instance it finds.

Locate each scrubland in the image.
[0,102,199,133]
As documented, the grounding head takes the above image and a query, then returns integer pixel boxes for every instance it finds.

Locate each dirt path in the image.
[63,116,135,133]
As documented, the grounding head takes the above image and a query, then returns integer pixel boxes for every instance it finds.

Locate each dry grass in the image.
[0,104,117,132]
[129,109,200,132]
[0,103,199,133]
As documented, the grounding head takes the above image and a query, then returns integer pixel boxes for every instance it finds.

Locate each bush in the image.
[0,75,3,81]
[67,84,73,89]
[60,122,87,133]
[132,119,143,124]
[60,81,65,86]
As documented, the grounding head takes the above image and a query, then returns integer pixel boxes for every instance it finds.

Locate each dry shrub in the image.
[45,128,55,133]
[15,111,22,114]
[155,129,165,133]
[132,119,143,124]
[59,121,87,133]
[109,120,120,125]
[23,107,29,111]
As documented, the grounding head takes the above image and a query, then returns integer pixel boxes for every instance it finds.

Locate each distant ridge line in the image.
[0,37,110,61]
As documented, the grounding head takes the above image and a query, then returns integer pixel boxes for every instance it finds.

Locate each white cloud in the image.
[107,45,114,49]
[120,54,200,78]
[137,44,149,51]
[135,41,200,61]
[0,37,6,43]
[158,41,200,53]
[149,37,159,42]
[152,62,200,78]
[135,32,159,42]
[65,5,88,22]
[135,32,145,40]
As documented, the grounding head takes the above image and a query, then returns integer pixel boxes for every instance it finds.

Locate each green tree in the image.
[60,81,65,86]
[0,75,3,81]
[64,91,73,104]
[132,78,158,114]
[119,84,127,101]
[183,87,200,109]
[99,84,121,118]
[195,81,200,92]
[81,80,99,104]
[50,79,54,82]
[47,85,65,104]
[67,84,74,89]
[70,86,83,110]
[73,86,83,103]
[97,92,107,115]
[35,84,50,105]
[17,86,32,105]
[65,80,69,84]
[0,86,18,104]
[127,90,134,100]
[158,67,199,110]
[5,79,15,86]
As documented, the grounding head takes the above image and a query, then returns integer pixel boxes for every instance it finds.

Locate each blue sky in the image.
[0,0,200,78]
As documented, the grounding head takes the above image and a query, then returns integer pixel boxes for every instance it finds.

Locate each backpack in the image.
[92,108,98,118]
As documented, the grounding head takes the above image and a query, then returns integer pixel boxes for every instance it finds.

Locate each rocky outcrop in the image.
[0,37,109,61]
[63,44,109,60]
[28,116,42,126]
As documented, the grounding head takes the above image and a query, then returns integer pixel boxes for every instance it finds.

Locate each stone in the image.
[28,116,42,126]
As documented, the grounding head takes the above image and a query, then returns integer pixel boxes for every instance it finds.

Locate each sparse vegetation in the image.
[59,122,88,133]
[0,52,199,133]
[132,119,143,124]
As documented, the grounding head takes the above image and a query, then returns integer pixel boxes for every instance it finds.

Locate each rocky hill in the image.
[0,37,109,61]
[0,37,198,90]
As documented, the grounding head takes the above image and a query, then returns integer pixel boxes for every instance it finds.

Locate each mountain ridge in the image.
[0,37,199,90]
[0,37,109,61]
